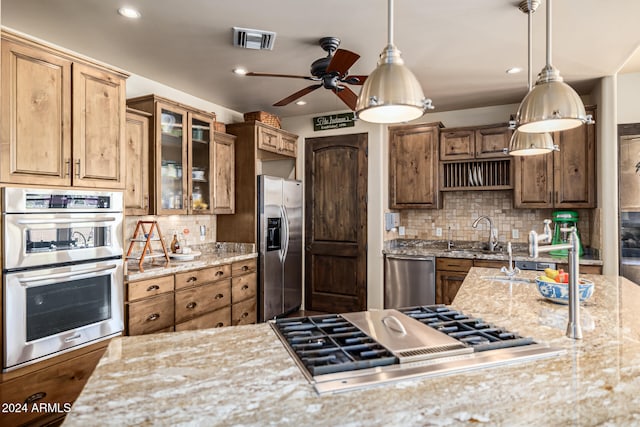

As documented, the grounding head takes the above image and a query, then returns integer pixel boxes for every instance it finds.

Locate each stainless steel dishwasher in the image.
[384,254,436,308]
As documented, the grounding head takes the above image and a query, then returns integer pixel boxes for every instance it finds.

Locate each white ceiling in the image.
[3,0,640,118]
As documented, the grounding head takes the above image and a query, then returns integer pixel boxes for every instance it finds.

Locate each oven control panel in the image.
[26,194,111,209]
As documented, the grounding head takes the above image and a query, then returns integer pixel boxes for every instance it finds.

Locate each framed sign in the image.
[312,112,355,131]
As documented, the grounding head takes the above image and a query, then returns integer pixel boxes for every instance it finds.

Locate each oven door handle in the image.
[18,264,118,286]
[16,216,117,225]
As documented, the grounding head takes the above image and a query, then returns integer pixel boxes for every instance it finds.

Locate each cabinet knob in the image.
[24,392,47,405]
[214,293,224,300]
[241,265,249,271]
[187,276,198,283]
[147,313,160,321]
[147,285,160,292]
[215,271,224,277]
[241,284,249,291]
[186,302,197,310]
[241,312,249,318]
[215,322,224,328]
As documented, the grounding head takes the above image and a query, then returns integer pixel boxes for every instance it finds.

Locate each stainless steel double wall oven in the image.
[3,187,124,371]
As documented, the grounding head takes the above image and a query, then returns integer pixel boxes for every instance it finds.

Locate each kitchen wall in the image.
[125,215,216,249]
[388,191,593,249]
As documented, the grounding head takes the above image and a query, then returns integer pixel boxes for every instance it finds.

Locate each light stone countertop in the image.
[383,239,603,266]
[125,252,258,282]
[64,269,640,426]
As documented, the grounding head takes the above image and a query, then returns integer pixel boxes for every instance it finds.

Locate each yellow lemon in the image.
[538,275,557,283]
[544,268,559,280]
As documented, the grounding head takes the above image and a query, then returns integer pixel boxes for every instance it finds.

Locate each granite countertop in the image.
[125,252,257,281]
[64,269,639,426]
[383,239,603,266]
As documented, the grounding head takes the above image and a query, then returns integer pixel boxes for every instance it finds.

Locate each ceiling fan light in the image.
[356,45,430,124]
[508,129,555,156]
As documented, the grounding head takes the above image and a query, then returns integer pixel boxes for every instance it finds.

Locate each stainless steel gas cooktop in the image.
[270,305,564,394]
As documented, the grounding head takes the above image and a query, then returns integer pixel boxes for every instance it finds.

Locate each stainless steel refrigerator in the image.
[258,175,302,321]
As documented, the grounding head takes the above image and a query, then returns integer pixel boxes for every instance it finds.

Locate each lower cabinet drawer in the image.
[232,272,257,303]
[0,346,105,426]
[127,275,174,302]
[232,298,257,326]
[127,293,175,335]
[175,279,231,324]
[175,306,231,331]
[436,257,473,272]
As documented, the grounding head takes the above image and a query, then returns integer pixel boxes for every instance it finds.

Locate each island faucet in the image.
[472,215,498,251]
[529,219,582,340]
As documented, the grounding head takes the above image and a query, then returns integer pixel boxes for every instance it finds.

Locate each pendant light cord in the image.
[388,0,394,46]
[546,0,552,68]
[527,1,533,90]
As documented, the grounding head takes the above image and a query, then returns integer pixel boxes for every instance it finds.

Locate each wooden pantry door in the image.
[304,133,368,313]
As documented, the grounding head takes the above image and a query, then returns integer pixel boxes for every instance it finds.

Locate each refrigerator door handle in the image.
[281,205,290,261]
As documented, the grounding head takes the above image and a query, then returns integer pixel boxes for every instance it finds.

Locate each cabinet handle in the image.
[186,301,197,310]
[215,322,224,328]
[241,265,249,271]
[555,191,558,204]
[147,313,160,321]
[190,195,194,210]
[75,159,81,178]
[187,276,198,283]
[24,392,47,405]
[183,196,188,209]
[147,285,160,292]
[144,195,149,209]
[241,284,249,290]
[215,271,224,277]
[241,312,249,318]
[65,159,71,177]
[214,293,224,300]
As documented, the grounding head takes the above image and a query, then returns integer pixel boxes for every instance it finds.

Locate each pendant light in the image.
[515,0,588,133]
[355,0,433,123]
[509,0,555,156]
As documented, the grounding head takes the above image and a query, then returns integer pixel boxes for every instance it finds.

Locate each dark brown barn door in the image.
[305,133,368,313]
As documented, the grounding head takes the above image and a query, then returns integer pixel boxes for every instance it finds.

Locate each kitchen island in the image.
[63,269,640,426]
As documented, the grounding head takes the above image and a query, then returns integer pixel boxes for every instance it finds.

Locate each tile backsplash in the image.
[386,191,594,250]
[125,215,217,248]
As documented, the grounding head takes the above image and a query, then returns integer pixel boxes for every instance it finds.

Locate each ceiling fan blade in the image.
[333,86,359,111]
[326,49,360,76]
[246,72,313,80]
[273,84,322,106]
[342,75,368,85]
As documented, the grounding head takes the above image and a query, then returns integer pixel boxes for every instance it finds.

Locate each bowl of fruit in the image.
[535,268,594,304]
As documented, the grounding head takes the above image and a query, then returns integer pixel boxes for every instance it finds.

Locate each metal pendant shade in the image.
[508,129,554,156]
[355,0,433,123]
[515,0,588,133]
[508,0,555,156]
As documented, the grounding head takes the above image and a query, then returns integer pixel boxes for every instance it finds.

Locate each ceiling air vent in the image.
[232,27,276,50]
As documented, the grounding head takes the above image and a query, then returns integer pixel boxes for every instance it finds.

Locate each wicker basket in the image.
[244,111,281,129]
[213,121,226,133]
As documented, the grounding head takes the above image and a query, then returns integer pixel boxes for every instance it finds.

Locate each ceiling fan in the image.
[245,37,367,110]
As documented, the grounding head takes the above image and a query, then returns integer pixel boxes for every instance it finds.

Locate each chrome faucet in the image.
[529,219,582,340]
[472,215,498,252]
[500,242,520,277]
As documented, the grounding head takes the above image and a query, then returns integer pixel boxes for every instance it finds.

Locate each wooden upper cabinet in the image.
[0,31,128,188]
[514,106,596,208]
[440,129,474,160]
[125,108,151,215]
[389,122,442,209]
[475,125,512,158]
[254,121,298,158]
[440,124,511,160]
[212,132,236,214]
[1,37,72,186]
[72,62,126,188]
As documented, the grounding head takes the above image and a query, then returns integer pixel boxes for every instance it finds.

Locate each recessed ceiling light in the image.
[295,100,307,106]
[506,67,523,74]
[233,67,248,75]
[118,7,141,19]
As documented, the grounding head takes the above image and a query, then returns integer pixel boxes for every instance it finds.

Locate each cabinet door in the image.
[212,132,236,214]
[435,271,467,305]
[440,129,474,160]
[72,62,126,188]
[0,39,72,186]
[189,112,215,214]
[174,279,231,324]
[127,293,175,335]
[232,298,257,325]
[175,306,231,331]
[389,123,440,208]
[155,101,189,214]
[280,132,298,157]
[125,109,150,215]
[0,346,105,427]
[257,124,280,153]
[513,153,554,208]
[553,108,596,208]
[475,125,511,158]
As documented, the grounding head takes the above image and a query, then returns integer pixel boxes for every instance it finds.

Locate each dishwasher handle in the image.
[385,255,435,262]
